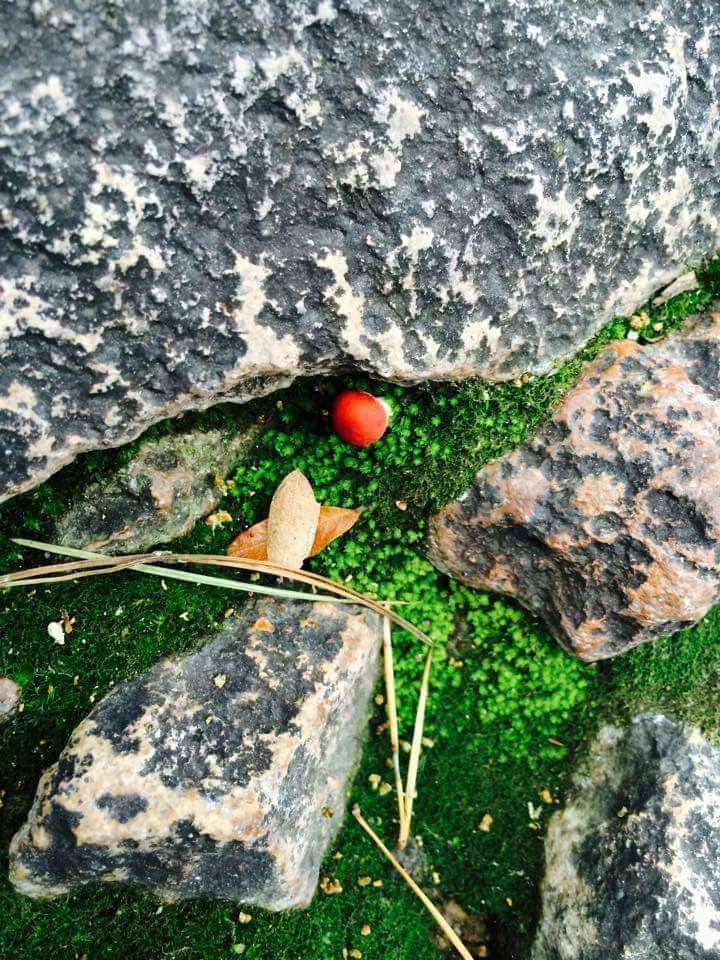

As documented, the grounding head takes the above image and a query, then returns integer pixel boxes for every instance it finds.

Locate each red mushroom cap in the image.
[331,390,390,447]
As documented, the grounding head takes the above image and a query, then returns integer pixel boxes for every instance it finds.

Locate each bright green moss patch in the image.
[1,260,720,959]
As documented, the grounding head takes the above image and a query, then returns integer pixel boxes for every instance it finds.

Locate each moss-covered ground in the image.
[1,260,720,960]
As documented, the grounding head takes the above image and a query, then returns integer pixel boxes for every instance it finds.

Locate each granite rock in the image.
[9,599,380,906]
[532,715,720,960]
[2,1,720,500]
[56,419,263,554]
[0,677,20,725]
[428,314,720,660]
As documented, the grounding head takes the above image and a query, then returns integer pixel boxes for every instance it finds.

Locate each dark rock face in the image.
[9,600,380,906]
[56,420,263,554]
[2,1,720,501]
[428,314,720,661]
[532,715,720,960]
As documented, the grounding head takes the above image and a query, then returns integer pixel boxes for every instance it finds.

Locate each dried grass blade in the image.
[179,554,430,645]
[382,614,406,832]
[398,646,433,851]
[352,806,473,960]
[6,541,431,646]
[7,541,347,604]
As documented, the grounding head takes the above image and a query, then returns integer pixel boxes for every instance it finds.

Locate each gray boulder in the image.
[9,599,380,907]
[56,419,263,553]
[532,715,720,960]
[428,314,720,661]
[2,0,720,500]
[0,678,20,725]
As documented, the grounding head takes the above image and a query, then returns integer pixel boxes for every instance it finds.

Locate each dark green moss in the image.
[0,259,719,959]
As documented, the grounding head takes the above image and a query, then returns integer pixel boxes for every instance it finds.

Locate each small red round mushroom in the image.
[331,390,390,446]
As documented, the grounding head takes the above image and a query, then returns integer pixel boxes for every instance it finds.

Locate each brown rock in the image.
[428,314,720,660]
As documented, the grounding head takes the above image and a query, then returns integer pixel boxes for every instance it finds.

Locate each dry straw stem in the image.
[4,540,431,647]
[352,806,473,960]
[399,646,433,851]
[382,614,406,831]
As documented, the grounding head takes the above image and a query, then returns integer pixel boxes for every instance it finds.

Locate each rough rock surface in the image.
[428,314,720,661]
[56,419,263,554]
[532,714,720,960]
[9,599,380,906]
[2,1,720,501]
[0,677,20,725]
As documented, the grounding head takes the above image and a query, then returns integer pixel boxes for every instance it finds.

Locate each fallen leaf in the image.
[228,505,362,561]
[267,470,320,569]
[251,616,274,633]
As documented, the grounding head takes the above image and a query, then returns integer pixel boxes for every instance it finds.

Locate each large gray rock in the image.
[56,419,263,553]
[428,314,720,661]
[9,599,380,907]
[532,715,720,960]
[2,1,720,501]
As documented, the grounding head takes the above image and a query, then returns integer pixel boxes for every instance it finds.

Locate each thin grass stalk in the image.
[352,806,473,960]
[5,541,347,605]
[382,614,406,832]
[7,540,431,645]
[398,646,433,850]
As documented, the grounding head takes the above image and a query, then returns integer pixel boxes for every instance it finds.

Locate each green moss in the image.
[0,258,719,959]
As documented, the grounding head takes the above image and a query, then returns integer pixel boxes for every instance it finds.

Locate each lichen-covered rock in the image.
[2,1,720,502]
[0,677,20,724]
[56,420,263,554]
[428,314,720,661]
[9,599,380,907]
[532,715,720,960]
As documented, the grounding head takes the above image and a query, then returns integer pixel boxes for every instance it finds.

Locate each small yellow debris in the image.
[617,806,628,818]
[321,806,334,819]
[432,871,440,884]
[400,740,411,753]
[237,912,252,924]
[205,715,213,725]
[61,610,75,634]
[360,924,371,936]
[479,813,493,832]
[251,616,275,633]
[506,897,513,907]
[421,736,434,748]
[333,851,343,860]
[179,611,190,621]
[18,703,24,713]
[357,876,372,887]
[349,951,362,959]
[539,788,553,804]
[378,782,392,797]
[368,773,381,790]
[213,674,227,689]
[374,693,384,705]
[72,675,79,686]
[224,608,236,618]
[448,657,463,668]
[206,510,233,529]
[214,474,229,495]
[372,879,383,888]
[395,500,408,511]
[231,945,246,956]
[629,312,650,330]
[319,876,342,895]
[478,946,489,957]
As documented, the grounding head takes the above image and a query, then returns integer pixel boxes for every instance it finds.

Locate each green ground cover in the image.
[1,260,719,960]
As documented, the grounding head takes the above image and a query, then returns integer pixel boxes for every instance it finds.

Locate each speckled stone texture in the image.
[0,677,20,725]
[428,314,720,661]
[2,1,720,501]
[532,715,720,960]
[9,599,380,906]
[56,419,263,554]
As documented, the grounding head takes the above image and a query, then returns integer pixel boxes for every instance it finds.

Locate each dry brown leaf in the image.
[267,470,321,570]
[251,616,275,633]
[228,505,362,561]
